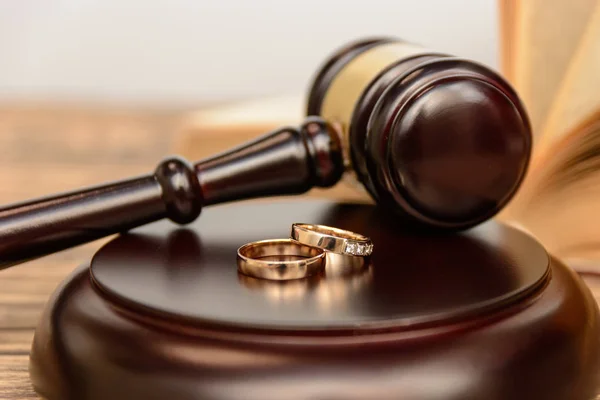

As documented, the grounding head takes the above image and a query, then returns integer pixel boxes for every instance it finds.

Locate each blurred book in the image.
[173,96,304,160]
[497,0,600,264]
[173,1,600,263]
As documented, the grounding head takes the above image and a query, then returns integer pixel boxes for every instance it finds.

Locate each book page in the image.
[173,95,304,160]
[504,115,600,258]
[498,0,517,82]
[540,2,600,149]
[510,0,596,141]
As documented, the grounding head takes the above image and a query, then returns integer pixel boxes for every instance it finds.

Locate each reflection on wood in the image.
[0,105,598,399]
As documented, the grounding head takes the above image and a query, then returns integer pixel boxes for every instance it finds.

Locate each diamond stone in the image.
[345,242,358,255]
[344,242,373,256]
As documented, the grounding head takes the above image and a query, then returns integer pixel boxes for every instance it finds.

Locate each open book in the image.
[497,0,600,266]
[173,2,600,266]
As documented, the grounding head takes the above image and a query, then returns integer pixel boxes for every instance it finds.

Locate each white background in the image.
[0,0,498,107]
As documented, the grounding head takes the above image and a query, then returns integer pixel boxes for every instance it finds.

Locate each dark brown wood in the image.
[347,53,443,185]
[0,104,598,399]
[0,118,344,270]
[307,38,532,231]
[29,201,600,400]
[365,59,530,228]
[0,175,165,268]
[0,100,377,400]
[0,38,534,272]
[88,201,549,330]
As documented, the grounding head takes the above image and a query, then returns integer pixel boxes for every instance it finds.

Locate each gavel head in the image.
[306,38,532,231]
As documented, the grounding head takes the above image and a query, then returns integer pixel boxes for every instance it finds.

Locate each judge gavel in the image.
[0,38,531,269]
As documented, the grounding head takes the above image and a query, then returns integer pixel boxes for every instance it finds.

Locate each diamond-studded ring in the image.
[290,223,373,257]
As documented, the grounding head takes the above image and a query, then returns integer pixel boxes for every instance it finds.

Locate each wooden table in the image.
[1,105,599,399]
[0,105,182,398]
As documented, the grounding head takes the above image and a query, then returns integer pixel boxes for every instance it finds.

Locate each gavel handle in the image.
[0,117,343,269]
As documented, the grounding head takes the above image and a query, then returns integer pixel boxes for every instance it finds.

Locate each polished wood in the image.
[0,106,599,399]
[88,202,548,329]
[0,38,582,400]
[29,201,600,399]
[308,38,532,230]
[0,38,533,274]
[0,117,343,270]
[0,105,359,399]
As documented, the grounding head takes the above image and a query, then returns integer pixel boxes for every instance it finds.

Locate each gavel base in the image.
[27,201,600,400]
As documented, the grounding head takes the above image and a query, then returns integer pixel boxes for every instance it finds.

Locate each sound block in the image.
[29,200,600,400]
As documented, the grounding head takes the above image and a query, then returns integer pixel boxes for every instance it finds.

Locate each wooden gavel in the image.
[0,38,531,269]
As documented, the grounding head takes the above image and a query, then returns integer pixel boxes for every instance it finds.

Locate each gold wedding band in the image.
[237,239,325,280]
[291,223,374,257]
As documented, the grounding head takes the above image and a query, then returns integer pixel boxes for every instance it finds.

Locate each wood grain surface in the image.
[0,105,598,399]
[0,105,181,399]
